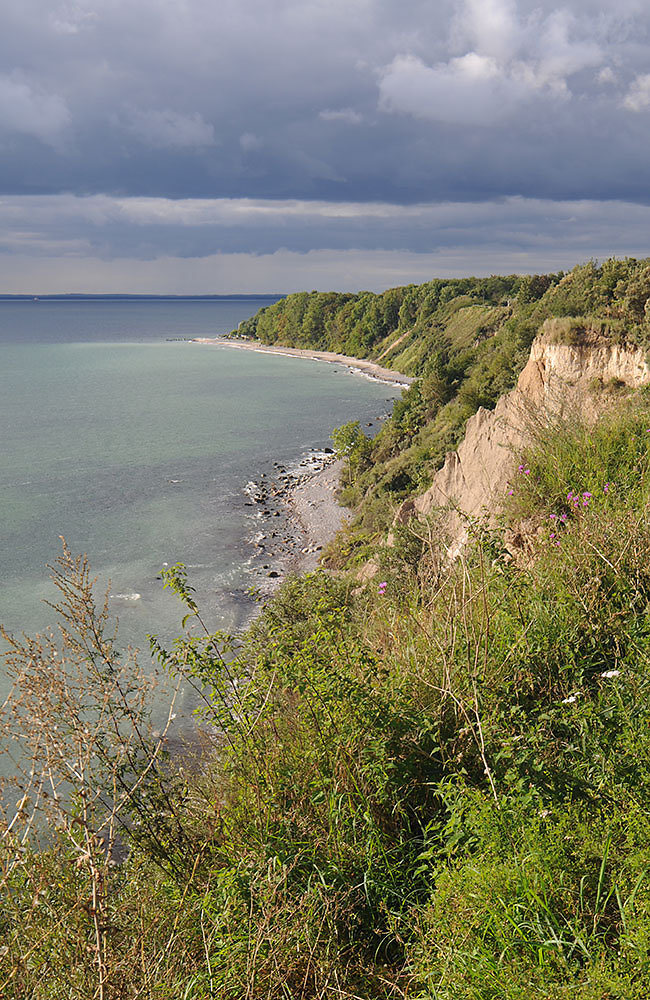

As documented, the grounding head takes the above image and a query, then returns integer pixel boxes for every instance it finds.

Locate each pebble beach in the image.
[193,335,409,597]
[243,450,351,596]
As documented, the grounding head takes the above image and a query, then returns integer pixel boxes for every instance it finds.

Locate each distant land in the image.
[0,293,285,301]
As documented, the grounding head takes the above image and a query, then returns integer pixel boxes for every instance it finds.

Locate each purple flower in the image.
[378,581,387,595]
[603,483,609,494]
[549,513,557,519]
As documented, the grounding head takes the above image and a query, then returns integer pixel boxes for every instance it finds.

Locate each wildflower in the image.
[539,809,551,819]
[582,492,592,499]
[562,694,578,704]
[518,464,524,471]
[507,489,514,495]
[560,513,567,522]
[378,581,387,595]
[603,482,609,494]
[549,513,557,519]
[550,533,556,539]
[523,469,530,475]
[600,669,621,679]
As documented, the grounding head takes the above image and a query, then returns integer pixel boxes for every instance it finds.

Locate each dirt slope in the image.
[393,325,650,556]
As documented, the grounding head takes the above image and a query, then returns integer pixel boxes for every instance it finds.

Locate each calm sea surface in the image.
[0,299,401,704]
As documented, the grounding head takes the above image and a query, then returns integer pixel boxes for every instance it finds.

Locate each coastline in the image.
[242,451,351,601]
[191,332,406,611]
[193,336,414,388]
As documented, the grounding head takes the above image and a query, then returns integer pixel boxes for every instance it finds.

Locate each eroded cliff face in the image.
[392,326,650,556]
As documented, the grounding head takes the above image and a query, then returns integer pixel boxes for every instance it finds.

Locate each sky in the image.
[1,0,650,293]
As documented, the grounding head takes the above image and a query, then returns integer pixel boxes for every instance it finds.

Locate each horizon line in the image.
[0,292,287,301]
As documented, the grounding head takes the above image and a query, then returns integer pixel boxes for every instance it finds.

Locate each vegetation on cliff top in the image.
[3,259,650,997]
[235,258,650,376]
[237,258,650,565]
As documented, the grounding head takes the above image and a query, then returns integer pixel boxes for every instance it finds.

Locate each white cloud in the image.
[0,74,70,146]
[379,1,603,125]
[531,9,602,90]
[48,2,96,36]
[598,66,616,85]
[122,107,216,149]
[319,108,363,124]
[454,0,520,62]
[240,131,263,151]
[623,73,650,111]
[378,52,518,125]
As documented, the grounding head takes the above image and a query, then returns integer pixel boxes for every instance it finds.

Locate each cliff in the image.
[392,324,650,556]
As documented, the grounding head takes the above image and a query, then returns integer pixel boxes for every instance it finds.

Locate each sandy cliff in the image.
[392,325,650,555]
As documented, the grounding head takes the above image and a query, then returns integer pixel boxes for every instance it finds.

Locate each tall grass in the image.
[3,398,650,997]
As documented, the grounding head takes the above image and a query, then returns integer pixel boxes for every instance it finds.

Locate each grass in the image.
[3,394,650,995]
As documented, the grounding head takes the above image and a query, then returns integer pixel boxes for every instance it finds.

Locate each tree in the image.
[331,421,372,487]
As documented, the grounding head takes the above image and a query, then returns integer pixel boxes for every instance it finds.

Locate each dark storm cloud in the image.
[3,193,650,263]
[0,0,649,205]
[2,0,650,289]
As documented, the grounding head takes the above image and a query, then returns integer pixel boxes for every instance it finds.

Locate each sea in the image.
[0,298,402,718]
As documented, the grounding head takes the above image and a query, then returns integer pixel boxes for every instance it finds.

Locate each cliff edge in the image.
[393,324,650,555]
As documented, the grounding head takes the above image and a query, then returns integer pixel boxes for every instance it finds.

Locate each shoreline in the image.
[241,451,352,603]
[193,336,414,388]
[193,333,405,614]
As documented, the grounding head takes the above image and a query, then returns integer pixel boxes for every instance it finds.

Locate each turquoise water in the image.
[0,300,401,688]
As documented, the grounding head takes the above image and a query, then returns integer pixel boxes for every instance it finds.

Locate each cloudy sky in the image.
[1,0,650,293]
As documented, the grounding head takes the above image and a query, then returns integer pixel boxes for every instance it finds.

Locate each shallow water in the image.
[0,299,402,705]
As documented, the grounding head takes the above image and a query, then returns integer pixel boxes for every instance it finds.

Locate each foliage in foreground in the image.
[3,397,650,997]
